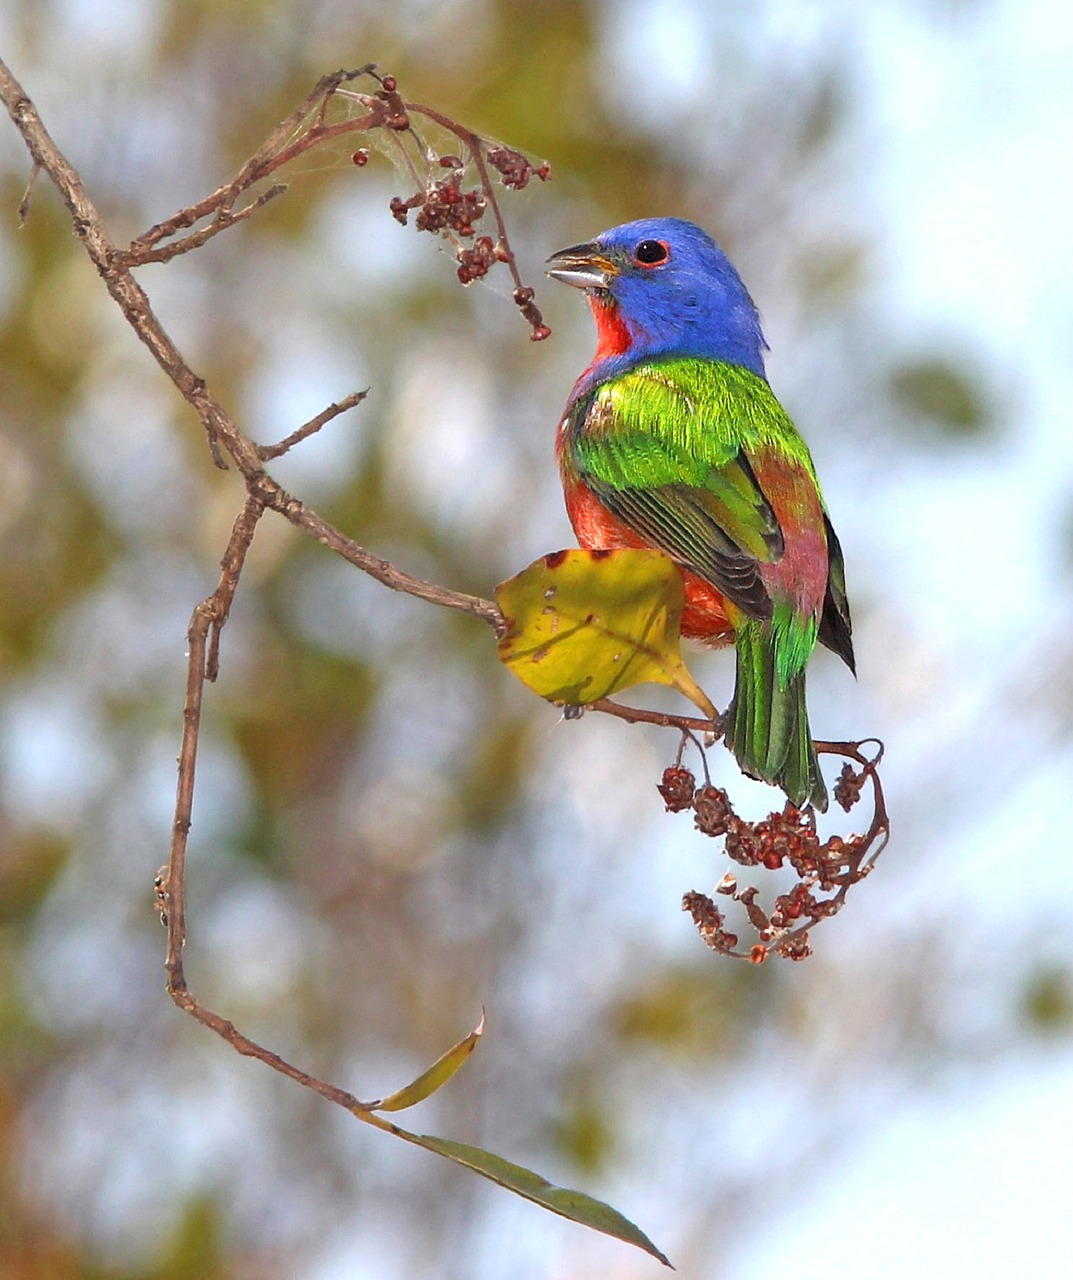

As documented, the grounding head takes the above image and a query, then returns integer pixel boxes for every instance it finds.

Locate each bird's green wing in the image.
[568,357,812,621]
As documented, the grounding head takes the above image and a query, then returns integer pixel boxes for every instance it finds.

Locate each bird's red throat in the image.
[588,294,633,360]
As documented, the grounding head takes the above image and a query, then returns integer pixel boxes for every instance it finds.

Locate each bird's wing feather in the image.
[817,512,855,672]
[585,474,776,619]
[569,358,809,621]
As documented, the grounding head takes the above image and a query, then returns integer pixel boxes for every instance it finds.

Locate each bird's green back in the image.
[572,357,820,486]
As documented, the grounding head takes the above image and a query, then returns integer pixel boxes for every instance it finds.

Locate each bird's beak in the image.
[545,241,619,290]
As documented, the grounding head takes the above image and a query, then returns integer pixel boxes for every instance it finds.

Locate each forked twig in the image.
[115,64,551,338]
[126,67,383,259]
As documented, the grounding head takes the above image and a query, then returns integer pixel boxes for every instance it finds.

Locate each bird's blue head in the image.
[546,217,767,379]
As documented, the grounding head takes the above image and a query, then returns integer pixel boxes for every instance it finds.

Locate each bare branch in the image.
[156,489,386,1119]
[0,58,502,632]
[159,495,265,984]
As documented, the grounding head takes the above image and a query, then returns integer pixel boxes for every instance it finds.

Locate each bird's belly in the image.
[679,574,737,648]
[563,472,735,647]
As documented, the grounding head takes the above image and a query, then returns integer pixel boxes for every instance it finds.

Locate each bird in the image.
[545,217,853,811]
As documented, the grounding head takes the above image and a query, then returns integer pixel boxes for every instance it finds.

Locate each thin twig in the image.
[162,495,265,987]
[121,183,288,266]
[126,67,381,256]
[589,696,724,738]
[258,389,368,461]
[156,488,385,1110]
[205,493,265,680]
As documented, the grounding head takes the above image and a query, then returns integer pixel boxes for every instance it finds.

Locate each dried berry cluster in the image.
[344,69,552,337]
[389,174,486,238]
[486,145,551,190]
[661,751,886,962]
[657,764,695,812]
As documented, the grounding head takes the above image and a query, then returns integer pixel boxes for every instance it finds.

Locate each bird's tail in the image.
[725,619,827,812]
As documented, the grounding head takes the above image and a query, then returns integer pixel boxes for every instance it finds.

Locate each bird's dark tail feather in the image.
[725,620,827,812]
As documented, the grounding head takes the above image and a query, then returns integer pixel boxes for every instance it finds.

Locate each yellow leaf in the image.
[495,548,717,719]
[371,1011,485,1112]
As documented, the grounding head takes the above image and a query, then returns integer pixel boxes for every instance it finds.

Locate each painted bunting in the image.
[545,218,853,811]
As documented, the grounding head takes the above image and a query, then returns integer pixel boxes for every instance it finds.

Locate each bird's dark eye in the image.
[634,239,670,267]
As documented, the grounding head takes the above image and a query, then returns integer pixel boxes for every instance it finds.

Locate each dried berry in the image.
[682,891,739,954]
[724,822,758,866]
[770,884,818,928]
[834,762,865,812]
[486,145,537,189]
[735,886,770,933]
[682,890,721,932]
[511,285,548,338]
[389,193,422,225]
[658,765,696,813]
[693,784,732,837]
[779,934,812,962]
[456,235,497,285]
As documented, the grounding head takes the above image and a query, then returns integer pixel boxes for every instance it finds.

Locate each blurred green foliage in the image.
[889,355,992,436]
[612,965,772,1060]
[1021,965,1073,1033]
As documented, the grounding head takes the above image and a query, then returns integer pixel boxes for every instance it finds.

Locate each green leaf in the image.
[495,548,717,719]
[352,1024,671,1266]
[398,1130,672,1267]
[371,1011,485,1112]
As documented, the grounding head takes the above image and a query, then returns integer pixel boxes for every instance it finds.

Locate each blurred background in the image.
[2,1,1072,1276]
